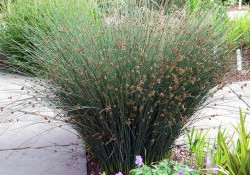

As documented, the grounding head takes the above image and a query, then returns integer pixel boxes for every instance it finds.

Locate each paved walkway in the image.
[193,80,250,126]
[227,10,250,20]
[178,80,250,145]
[0,73,87,175]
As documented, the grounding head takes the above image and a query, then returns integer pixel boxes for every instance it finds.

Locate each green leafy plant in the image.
[130,158,197,175]
[222,14,250,52]
[185,127,210,168]
[184,110,250,175]
[184,127,227,174]
[18,1,234,173]
[185,0,201,14]
[0,0,99,73]
[229,15,250,49]
[222,0,237,7]
[216,109,250,175]
[210,129,227,175]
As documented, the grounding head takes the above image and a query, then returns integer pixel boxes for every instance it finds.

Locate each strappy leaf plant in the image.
[216,109,250,175]
[185,127,210,169]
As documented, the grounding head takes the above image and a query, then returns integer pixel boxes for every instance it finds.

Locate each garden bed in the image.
[224,69,250,82]
[86,145,194,175]
[0,0,249,174]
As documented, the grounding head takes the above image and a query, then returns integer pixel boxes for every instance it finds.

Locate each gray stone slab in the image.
[0,121,80,149]
[227,10,250,20]
[193,81,250,129]
[0,73,57,122]
[0,145,86,175]
[0,72,87,175]
[177,81,250,145]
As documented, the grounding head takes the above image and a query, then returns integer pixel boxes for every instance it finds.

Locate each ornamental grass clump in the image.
[0,0,99,73]
[22,3,234,174]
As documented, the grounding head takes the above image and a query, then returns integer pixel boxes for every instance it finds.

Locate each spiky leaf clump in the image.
[22,4,233,174]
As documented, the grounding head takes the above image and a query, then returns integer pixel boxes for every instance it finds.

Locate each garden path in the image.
[178,80,250,145]
[227,10,250,19]
[0,73,87,175]
[0,7,249,175]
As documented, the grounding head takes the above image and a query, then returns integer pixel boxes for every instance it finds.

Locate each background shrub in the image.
[229,15,250,50]
[0,0,99,73]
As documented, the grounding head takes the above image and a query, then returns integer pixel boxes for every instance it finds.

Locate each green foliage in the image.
[184,127,229,174]
[0,0,99,73]
[185,0,228,18]
[19,2,233,174]
[215,109,250,175]
[94,0,185,14]
[211,129,227,175]
[222,0,237,7]
[185,0,201,14]
[228,15,250,49]
[183,110,250,175]
[185,128,210,168]
[130,159,197,175]
[148,0,187,9]
[0,0,49,72]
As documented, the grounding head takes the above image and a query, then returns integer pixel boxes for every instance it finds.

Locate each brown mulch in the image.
[223,49,250,83]
[223,69,250,83]
[227,3,250,11]
[170,146,194,166]
[87,150,103,175]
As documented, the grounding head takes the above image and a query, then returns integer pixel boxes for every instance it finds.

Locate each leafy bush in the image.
[222,0,237,7]
[129,156,197,175]
[0,0,99,73]
[228,15,250,49]
[21,2,233,174]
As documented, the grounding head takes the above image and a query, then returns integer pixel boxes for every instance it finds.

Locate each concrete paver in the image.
[0,73,87,175]
[227,10,250,20]
[0,146,86,175]
[193,81,250,128]
[179,81,250,144]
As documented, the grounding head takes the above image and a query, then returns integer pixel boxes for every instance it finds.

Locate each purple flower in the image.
[213,165,219,174]
[206,156,211,167]
[135,155,143,166]
[115,172,123,175]
[178,170,183,175]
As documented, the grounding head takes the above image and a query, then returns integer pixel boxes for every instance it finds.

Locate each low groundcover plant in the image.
[129,155,197,175]
[101,155,197,175]
[18,1,235,174]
